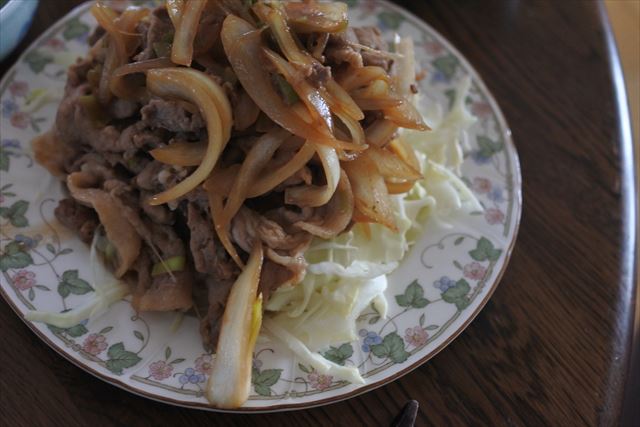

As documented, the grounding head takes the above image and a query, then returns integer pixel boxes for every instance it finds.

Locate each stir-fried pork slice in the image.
[54,198,100,244]
[141,99,205,133]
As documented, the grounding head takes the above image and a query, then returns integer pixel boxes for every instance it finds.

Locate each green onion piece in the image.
[272,73,299,106]
[103,241,116,262]
[151,256,186,277]
[77,94,109,127]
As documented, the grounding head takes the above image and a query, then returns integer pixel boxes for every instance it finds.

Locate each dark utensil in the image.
[390,400,419,427]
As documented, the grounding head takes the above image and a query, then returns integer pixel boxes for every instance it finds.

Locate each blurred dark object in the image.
[390,400,419,427]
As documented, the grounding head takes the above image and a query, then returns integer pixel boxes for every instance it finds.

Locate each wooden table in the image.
[1,1,637,425]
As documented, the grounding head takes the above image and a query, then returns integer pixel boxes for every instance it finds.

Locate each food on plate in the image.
[30,0,480,408]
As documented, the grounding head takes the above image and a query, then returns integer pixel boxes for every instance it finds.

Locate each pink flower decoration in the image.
[148,360,173,380]
[423,41,444,56]
[10,112,30,129]
[45,38,65,51]
[9,81,28,98]
[463,262,487,281]
[472,177,492,194]
[404,326,428,347]
[472,102,492,118]
[13,270,35,290]
[485,208,505,225]
[308,373,333,390]
[194,354,213,375]
[82,333,108,355]
[360,0,378,13]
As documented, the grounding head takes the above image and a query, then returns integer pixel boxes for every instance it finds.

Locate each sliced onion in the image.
[283,1,348,33]
[385,180,416,194]
[90,3,119,38]
[150,140,206,167]
[221,128,289,229]
[248,142,316,198]
[388,138,421,172]
[110,57,175,100]
[365,119,398,148]
[392,36,416,97]
[171,0,207,66]
[221,16,362,152]
[253,3,309,66]
[335,110,365,146]
[32,130,72,179]
[285,144,340,207]
[112,57,175,77]
[166,0,184,28]
[255,2,364,124]
[98,44,118,104]
[206,244,263,409]
[233,88,261,131]
[364,146,422,181]
[294,170,353,238]
[337,66,391,92]
[354,97,403,111]
[204,180,244,268]
[67,172,141,277]
[342,155,398,231]
[308,32,329,61]
[263,47,333,132]
[383,100,429,130]
[351,80,403,111]
[91,4,148,104]
[322,79,364,121]
[146,68,232,205]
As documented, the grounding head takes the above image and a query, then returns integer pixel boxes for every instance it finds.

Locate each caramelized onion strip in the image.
[150,141,207,167]
[221,128,290,229]
[285,144,340,207]
[294,170,353,238]
[204,181,244,268]
[343,154,398,231]
[146,68,232,205]
[171,0,207,66]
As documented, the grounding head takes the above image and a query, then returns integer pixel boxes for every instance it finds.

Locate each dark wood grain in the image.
[0,1,636,426]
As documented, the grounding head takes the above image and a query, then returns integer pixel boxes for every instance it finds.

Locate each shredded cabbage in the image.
[265,76,482,383]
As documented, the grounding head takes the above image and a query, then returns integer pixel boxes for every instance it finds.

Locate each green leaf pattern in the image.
[476,136,504,160]
[106,342,142,375]
[395,280,429,309]
[252,369,282,396]
[370,332,410,363]
[0,200,29,227]
[57,269,94,298]
[442,279,471,310]
[0,241,33,272]
[24,50,53,74]
[433,54,459,80]
[322,343,354,366]
[469,237,502,262]
[63,17,89,40]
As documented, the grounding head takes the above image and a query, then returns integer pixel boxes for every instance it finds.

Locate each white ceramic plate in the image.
[0,0,521,412]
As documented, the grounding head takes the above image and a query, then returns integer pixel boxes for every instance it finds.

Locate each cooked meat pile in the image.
[36,2,419,351]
